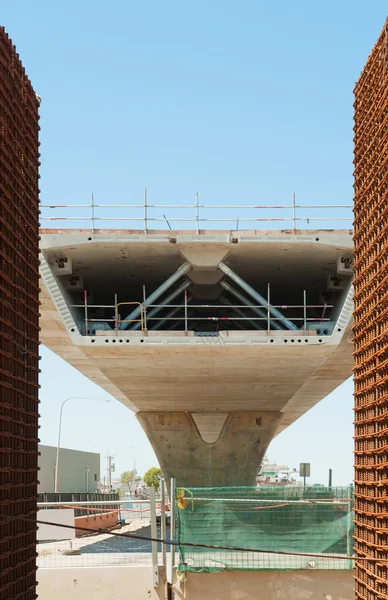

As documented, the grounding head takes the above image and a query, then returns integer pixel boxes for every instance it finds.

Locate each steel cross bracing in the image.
[68,261,335,337]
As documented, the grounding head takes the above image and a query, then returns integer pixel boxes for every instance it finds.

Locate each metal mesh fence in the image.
[353,17,388,600]
[37,519,156,569]
[37,501,162,569]
[38,493,119,517]
[176,486,353,572]
[0,27,40,600]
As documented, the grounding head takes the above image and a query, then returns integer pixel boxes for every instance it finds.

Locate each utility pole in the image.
[107,455,115,492]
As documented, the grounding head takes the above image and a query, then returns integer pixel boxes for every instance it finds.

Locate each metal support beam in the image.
[131,279,191,330]
[218,262,297,330]
[219,294,262,330]
[120,261,191,330]
[219,280,283,331]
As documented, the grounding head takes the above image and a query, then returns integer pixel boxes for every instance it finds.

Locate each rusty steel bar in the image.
[0,28,40,600]
[353,17,388,600]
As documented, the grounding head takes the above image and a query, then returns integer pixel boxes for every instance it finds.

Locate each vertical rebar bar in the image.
[84,290,88,336]
[303,290,307,336]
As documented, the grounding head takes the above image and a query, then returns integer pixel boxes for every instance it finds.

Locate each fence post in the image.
[169,478,176,584]
[149,486,159,587]
[144,189,148,234]
[161,479,167,568]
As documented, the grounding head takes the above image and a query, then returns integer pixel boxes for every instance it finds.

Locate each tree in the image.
[120,469,137,495]
[143,467,162,490]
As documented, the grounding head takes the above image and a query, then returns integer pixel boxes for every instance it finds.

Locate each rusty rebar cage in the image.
[353,17,388,600]
[0,28,40,599]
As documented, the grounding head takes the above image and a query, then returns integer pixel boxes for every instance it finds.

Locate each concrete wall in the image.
[38,509,75,541]
[39,444,100,493]
[37,567,167,600]
[37,567,353,600]
[74,511,118,536]
[178,570,354,599]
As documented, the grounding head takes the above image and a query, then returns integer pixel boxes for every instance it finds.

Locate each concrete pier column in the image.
[136,411,282,487]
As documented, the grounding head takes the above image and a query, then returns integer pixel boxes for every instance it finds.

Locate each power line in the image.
[0,513,383,562]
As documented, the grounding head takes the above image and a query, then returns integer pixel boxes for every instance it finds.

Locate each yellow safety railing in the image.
[116,302,144,331]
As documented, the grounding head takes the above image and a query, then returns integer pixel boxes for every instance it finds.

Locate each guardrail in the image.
[40,193,353,232]
[71,295,334,336]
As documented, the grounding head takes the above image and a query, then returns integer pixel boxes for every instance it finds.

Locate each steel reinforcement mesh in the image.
[0,28,40,600]
[353,18,388,600]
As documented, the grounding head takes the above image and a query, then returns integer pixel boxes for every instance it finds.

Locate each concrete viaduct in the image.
[39,228,353,486]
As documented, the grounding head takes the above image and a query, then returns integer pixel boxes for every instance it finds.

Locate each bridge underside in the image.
[39,229,353,486]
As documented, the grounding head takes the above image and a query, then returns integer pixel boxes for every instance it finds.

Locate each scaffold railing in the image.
[40,194,353,232]
[69,294,335,337]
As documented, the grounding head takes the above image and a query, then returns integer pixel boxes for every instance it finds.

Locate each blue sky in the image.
[4,2,386,485]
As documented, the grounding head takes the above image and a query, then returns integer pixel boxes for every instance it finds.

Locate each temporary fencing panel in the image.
[176,486,353,571]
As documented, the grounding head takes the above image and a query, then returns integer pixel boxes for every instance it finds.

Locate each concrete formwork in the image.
[0,28,40,600]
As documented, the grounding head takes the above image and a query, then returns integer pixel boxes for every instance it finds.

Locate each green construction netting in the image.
[176,486,354,572]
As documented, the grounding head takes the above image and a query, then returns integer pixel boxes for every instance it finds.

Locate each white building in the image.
[38,444,100,493]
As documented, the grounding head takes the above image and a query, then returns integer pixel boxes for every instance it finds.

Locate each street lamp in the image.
[54,396,110,493]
